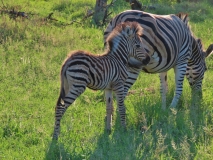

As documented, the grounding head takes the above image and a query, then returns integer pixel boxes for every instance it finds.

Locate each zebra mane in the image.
[176,12,189,25]
[176,12,194,37]
[196,38,204,52]
[106,21,143,51]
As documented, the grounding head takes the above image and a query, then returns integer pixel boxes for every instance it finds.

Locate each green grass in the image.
[0,0,213,159]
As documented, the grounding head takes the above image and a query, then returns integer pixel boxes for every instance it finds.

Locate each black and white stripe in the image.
[52,21,150,140]
[104,10,212,109]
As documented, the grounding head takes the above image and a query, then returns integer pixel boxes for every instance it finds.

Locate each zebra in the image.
[52,21,150,140]
[158,13,213,108]
[103,10,211,109]
[157,13,213,109]
[159,38,213,108]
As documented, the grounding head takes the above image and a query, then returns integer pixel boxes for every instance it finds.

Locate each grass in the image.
[0,0,213,159]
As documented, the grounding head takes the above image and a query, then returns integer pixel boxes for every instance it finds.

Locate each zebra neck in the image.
[189,40,203,64]
[109,44,129,64]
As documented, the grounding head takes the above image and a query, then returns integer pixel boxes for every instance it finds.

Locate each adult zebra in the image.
[157,13,213,109]
[52,21,150,140]
[104,10,211,109]
[158,37,213,109]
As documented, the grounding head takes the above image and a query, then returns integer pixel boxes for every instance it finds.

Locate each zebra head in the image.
[122,22,150,66]
[175,13,212,91]
[186,38,211,91]
[106,21,150,66]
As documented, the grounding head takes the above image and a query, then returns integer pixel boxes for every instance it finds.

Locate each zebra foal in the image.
[52,21,150,140]
[104,10,212,109]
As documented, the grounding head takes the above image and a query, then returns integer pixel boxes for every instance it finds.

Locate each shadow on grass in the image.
[45,140,83,160]
[45,89,208,159]
[89,96,166,159]
[91,88,207,159]
[126,87,207,159]
[89,114,139,160]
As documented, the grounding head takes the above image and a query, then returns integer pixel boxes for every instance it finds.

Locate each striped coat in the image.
[104,10,210,109]
[53,22,150,140]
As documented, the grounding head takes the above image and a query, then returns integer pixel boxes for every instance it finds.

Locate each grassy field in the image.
[0,0,213,159]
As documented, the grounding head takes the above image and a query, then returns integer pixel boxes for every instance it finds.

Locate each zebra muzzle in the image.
[128,57,144,68]
[128,54,150,68]
[142,54,150,65]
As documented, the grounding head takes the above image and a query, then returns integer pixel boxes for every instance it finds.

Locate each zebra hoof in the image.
[106,129,112,135]
[169,107,177,115]
[52,134,58,141]
[52,137,58,141]
[122,127,127,132]
[161,106,166,110]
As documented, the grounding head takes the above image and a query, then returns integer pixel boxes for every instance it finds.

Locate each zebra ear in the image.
[123,24,133,37]
[127,26,133,35]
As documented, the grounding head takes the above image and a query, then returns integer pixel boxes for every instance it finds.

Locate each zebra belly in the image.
[142,62,174,73]
[87,72,114,90]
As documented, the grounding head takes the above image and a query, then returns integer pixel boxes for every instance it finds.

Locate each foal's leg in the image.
[53,80,87,140]
[113,83,126,128]
[105,89,113,132]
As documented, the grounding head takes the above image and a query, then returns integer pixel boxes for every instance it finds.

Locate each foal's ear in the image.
[122,23,133,37]
[126,26,133,36]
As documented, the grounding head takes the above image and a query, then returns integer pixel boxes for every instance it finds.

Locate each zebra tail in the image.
[56,66,66,107]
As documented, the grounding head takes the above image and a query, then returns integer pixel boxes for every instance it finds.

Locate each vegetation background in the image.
[0,0,213,159]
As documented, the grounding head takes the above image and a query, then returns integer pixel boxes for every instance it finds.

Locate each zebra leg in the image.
[187,78,203,107]
[191,88,202,106]
[53,83,86,140]
[104,89,114,132]
[159,72,168,110]
[170,64,187,108]
[185,66,203,108]
[186,74,203,123]
[114,84,126,129]
[53,104,67,140]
